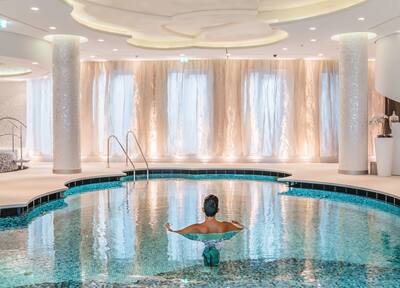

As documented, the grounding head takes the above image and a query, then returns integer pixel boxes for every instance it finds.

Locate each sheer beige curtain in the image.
[79,59,384,162]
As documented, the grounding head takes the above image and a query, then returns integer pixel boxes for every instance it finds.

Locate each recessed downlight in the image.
[310,38,317,42]
[90,55,96,58]
[30,7,39,11]
[49,26,56,30]
[282,47,288,51]
[318,53,324,57]
[358,17,365,21]
[31,62,39,65]
[97,38,104,42]
[309,27,317,31]
[112,48,118,52]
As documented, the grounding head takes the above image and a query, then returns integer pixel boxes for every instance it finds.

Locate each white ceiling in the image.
[0,0,399,78]
[62,0,366,49]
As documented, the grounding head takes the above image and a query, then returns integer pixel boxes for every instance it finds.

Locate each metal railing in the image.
[0,117,27,169]
[126,130,149,181]
[107,135,136,181]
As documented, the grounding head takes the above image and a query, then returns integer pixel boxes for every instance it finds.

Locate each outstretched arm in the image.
[223,220,245,231]
[165,223,202,234]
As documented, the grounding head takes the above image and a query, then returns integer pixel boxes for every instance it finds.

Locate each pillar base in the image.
[338,169,368,175]
[53,168,82,174]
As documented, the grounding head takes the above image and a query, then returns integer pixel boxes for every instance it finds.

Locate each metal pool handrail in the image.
[0,117,27,169]
[107,135,136,182]
[126,130,149,181]
[0,117,27,128]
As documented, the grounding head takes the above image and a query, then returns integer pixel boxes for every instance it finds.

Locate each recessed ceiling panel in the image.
[64,0,366,49]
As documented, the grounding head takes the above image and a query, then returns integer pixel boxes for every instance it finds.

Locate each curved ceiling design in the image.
[63,0,366,49]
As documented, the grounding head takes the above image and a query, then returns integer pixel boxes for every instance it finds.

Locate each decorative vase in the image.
[375,137,394,177]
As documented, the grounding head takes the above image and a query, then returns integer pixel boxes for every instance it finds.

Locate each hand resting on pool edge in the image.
[164,194,244,267]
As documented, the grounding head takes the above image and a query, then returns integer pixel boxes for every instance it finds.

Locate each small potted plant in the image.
[369,113,393,176]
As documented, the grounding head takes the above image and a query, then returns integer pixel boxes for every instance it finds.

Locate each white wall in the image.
[0,81,27,150]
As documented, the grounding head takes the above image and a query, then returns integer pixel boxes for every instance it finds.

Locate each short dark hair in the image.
[204,194,219,217]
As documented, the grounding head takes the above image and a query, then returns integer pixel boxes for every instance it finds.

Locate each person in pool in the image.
[165,194,244,266]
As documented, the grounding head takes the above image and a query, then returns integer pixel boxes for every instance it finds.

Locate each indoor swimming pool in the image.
[0,174,399,287]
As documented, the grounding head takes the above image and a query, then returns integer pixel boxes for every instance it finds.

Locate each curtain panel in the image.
[27,60,384,162]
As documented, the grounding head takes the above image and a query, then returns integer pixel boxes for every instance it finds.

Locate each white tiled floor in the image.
[0,161,399,208]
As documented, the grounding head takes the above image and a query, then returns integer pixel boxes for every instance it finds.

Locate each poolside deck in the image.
[0,162,399,209]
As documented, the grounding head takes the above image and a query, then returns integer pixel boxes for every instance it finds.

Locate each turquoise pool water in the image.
[0,175,399,287]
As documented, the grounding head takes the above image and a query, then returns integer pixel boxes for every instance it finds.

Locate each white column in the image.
[334,33,370,175]
[375,33,400,102]
[50,35,82,174]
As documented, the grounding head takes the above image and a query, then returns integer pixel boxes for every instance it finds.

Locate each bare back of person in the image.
[165,194,244,235]
[169,218,242,235]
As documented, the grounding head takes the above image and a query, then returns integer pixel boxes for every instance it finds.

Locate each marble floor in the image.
[0,161,399,209]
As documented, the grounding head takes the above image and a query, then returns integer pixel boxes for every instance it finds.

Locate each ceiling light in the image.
[90,55,96,58]
[31,62,39,65]
[30,7,39,11]
[309,27,317,31]
[97,38,104,42]
[318,53,324,57]
[310,38,317,42]
[282,47,288,51]
[358,17,365,21]
[0,19,7,29]
[112,48,118,52]
[49,26,56,30]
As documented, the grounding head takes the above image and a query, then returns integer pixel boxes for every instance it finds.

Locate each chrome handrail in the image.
[0,117,26,169]
[0,117,27,128]
[107,135,136,182]
[126,130,149,181]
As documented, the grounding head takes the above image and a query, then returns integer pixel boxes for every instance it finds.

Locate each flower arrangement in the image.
[369,113,391,138]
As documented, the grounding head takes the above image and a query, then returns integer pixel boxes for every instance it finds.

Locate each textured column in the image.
[336,33,369,175]
[51,35,82,174]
